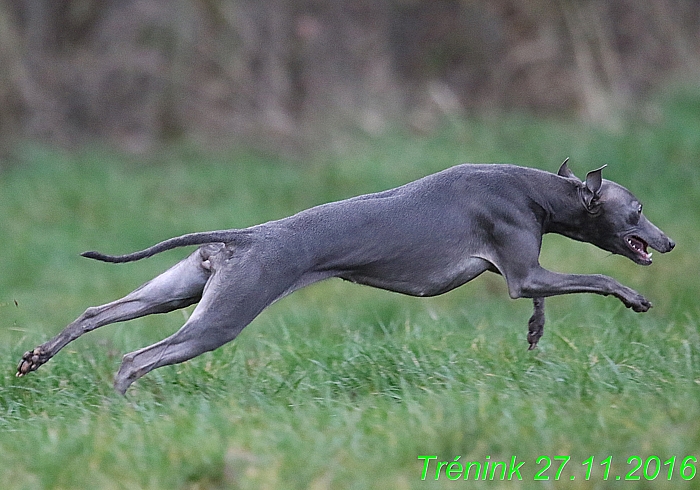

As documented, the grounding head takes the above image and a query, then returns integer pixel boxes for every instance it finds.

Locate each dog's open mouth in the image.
[626,235,652,264]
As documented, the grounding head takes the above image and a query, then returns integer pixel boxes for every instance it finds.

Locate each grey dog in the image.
[17,160,674,394]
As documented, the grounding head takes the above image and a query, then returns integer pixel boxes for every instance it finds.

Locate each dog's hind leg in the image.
[16,244,223,377]
[527,297,545,350]
[112,254,301,394]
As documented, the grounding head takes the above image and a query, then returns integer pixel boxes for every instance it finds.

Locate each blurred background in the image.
[1,0,699,156]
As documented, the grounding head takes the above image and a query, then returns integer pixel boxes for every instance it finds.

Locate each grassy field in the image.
[1,90,700,489]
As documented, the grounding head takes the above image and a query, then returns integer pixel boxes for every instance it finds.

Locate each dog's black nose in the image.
[668,238,675,251]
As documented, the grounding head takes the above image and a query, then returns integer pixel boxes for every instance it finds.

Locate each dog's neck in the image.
[537,177,595,242]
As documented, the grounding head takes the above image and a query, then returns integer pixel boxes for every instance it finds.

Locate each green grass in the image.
[1,89,700,489]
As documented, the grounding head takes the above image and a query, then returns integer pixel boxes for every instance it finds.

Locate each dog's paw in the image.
[16,347,50,377]
[527,320,544,350]
[626,294,652,313]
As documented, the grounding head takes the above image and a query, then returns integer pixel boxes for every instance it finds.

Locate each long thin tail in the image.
[81,230,241,263]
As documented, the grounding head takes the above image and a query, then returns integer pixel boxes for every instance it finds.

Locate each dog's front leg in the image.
[527,297,545,350]
[507,266,652,312]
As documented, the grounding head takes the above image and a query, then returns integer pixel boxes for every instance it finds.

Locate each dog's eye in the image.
[638,204,643,214]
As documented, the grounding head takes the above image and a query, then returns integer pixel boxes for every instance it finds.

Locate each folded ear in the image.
[582,165,607,211]
[557,157,578,180]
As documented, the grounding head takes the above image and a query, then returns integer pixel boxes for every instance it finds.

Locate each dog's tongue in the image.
[628,236,651,260]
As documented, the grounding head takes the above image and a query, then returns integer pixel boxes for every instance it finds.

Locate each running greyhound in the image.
[16,160,675,394]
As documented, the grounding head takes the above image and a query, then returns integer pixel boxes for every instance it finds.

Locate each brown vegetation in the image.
[1,0,698,153]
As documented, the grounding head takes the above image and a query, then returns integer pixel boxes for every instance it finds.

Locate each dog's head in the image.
[557,159,675,265]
